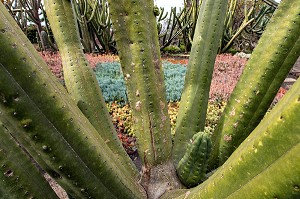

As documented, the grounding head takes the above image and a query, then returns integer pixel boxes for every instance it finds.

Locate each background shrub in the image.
[94,62,128,103]
[94,61,187,103]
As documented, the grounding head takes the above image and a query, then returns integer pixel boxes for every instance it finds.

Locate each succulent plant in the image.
[176,131,212,188]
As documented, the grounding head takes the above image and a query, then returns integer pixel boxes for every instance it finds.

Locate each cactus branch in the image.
[172,0,229,166]
[0,107,59,199]
[163,77,300,199]
[0,2,146,198]
[209,0,300,169]
[44,0,138,177]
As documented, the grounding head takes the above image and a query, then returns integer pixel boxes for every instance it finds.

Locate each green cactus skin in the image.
[209,0,300,169]
[162,76,300,199]
[176,132,212,188]
[43,0,139,178]
[172,0,229,166]
[0,65,113,198]
[0,115,59,199]
[108,0,184,197]
[0,3,146,198]
[108,0,172,167]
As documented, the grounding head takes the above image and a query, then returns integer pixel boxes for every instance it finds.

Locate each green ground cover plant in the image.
[94,61,187,103]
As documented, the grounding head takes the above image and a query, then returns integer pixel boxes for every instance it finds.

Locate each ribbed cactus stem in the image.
[162,74,300,199]
[108,0,183,197]
[172,0,229,166]
[108,0,172,167]
[44,0,139,178]
[0,3,146,198]
[0,111,59,199]
[209,0,300,169]
[176,132,212,188]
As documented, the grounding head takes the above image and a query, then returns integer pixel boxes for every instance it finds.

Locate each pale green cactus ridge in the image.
[209,0,300,169]
[43,0,139,177]
[0,115,59,199]
[162,76,300,199]
[0,65,117,198]
[172,0,229,166]
[176,132,212,188]
[108,0,172,166]
[0,4,146,198]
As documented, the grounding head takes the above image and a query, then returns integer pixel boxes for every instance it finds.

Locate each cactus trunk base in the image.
[140,161,184,199]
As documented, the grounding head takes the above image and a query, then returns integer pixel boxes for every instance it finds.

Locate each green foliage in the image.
[109,100,225,138]
[107,102,134,136]
[94,62,128,103]
[26,25,38,43]
[161,45,182,54]
[173,0,229,167]
[94,61,187,103]
[163,61,186,102]
[204,101,226,135]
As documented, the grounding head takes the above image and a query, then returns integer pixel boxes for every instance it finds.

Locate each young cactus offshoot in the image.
[176,132,212,188]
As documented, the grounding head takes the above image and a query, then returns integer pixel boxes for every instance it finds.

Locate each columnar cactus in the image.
[43,0,138,178]
[107,1,183,197]
[107,0,173,167]
[209,0,300,169]
[0,111,58,199]
[0,2,146,198]
[162,72,300,199]
[172,0,229,166]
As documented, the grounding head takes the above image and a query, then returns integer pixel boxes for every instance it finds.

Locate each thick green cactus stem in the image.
[0,3,146,198]
[108,1,183,197]
[108,0,172,167]
[209,0,300,169]
[176,132,212,188]
[43,0,138,178]
[0,116,59,199]
[162,77,300,199]
[172,0,229,166]
[0,65,123,198]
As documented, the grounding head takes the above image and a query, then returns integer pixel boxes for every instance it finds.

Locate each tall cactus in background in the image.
[220,0,276,53]
[72,0,94,53]
[72,0,115,53]
[178,0,202,52]
[0,0,300,199]
[157,7,190,51]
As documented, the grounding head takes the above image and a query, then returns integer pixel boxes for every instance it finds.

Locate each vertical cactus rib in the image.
[0,64,116,198]
[43,0,139,178]
[108,0,184,197]
[108,0,172,167]
[0,114,59,199]
[172,0,229,166]
[163,73,300,199]
[209,0,300,169]
[0,3,146,198]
